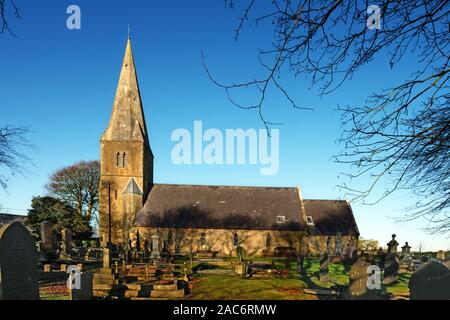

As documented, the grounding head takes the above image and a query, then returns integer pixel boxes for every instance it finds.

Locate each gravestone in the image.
[401,242,411,257]
[400,242,413,272]
[319,253,329,283]
[135,230,141,253]
[375,247,386,270]
[0,222,40,300]
[151,234,160,259]
[236,246,244,263]
[387,234,399,254]
[102,247,111,269]
[347,254,380,300]
[409,260,450,300]
[382,253,399,285]
[39,221,57,262]
[335,233,342,256]
[436,250,446,261]
[143,239,149,260]
[344,242,356,260]
[61,228,73,259]
[296,255,304,274]
[40,221,55,252]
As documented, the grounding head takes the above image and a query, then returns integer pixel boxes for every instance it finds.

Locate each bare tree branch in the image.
[0,125,32,189]
[215,0,450,233]
[0,0,21,36]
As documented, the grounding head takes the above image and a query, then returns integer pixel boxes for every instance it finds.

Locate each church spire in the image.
[102,37,149,144]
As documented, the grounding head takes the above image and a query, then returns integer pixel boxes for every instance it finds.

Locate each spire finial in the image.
[128,25,131,39]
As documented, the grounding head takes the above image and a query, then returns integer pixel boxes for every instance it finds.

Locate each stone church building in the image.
[99,38,359,257]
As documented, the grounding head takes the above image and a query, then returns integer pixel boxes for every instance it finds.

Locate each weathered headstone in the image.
[0,222,40,300]
[436,250,446,261]
[39,221,57,262]
[335,233,342,256]
[319,253,329,283]
[382,253,399,285]
[135,230,141,253]
[409,260,450,300]
[387,234,399,254]
[344,241,356,260]
[375,247,386,270]
[143,239,149,260]
[401,242,411,256]
[296,255,304,274]
[151,234,160,259]
[236,246,244,263]
[400,242,413,271]
[61,228,73,259]
[347,254,380,300]
[102,247,111,269]
[40,221,55,252]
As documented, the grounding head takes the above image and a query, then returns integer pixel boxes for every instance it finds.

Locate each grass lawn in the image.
[39,257,412,300]
[185,258,351,300]
[185,275,315,300]
[382,272,411,296]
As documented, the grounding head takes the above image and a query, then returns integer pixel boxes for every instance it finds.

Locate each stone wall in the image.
[134,227,310,256]
[306,235,358,256]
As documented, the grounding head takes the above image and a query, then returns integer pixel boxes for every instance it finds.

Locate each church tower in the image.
[99,37,153,246]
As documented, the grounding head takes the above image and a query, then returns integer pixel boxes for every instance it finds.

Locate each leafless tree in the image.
[207,1,449,233]
[0,125,32,189]
[0,0,20,36]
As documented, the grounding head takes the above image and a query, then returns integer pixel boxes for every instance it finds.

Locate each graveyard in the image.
[1,1,449,306]
[1,219,448,301]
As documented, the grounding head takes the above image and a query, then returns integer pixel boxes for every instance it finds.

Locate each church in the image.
[98,37,359,258]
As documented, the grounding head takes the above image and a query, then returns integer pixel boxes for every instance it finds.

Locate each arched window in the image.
[233,233,239,247]
[200,233,206,246]
[116,152,121,167]
[122,152,127,167]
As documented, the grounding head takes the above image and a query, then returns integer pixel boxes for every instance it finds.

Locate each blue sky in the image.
[0,0,448,251]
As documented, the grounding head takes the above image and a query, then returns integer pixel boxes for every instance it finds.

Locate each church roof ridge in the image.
[152,183,298,190]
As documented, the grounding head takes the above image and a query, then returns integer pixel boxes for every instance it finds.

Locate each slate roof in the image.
[303,200,359,236]
[134,184,360,234]
[135,184,305,231]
